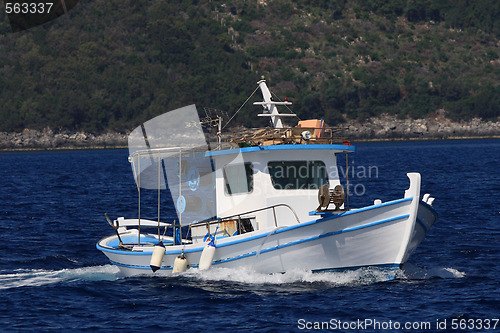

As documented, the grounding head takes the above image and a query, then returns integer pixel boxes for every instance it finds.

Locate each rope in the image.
[222,85,261,130]
[271,91,301,121]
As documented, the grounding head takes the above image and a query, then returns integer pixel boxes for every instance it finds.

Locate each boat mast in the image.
[254,79,295,129]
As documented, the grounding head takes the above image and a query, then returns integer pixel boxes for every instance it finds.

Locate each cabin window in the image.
[268,161,328,190]
[223,163,253,195]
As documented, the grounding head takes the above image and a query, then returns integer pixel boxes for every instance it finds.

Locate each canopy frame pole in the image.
[345,152,349,211]
[179,148,182,227]
[157,155,161,240]
[138,156,141,245]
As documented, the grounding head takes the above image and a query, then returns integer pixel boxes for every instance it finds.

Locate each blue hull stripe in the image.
[110,259,400,274]
[110,260,167,270]
[206,144,356,157]
[105,214,409,270]
[96,198,412,256]
[110,260,200,271]
[309,197,412,218]
[96,198,413,256]
[260,214,409,255]
[195,197,411,248]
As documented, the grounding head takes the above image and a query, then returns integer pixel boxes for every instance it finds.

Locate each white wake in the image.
[176,264,465,286]
[0,264,465,290]
[177,266,398,286]
[0,265,120,290]
[399,263,466,280]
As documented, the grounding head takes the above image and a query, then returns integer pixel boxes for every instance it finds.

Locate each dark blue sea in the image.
[0,139,498,332]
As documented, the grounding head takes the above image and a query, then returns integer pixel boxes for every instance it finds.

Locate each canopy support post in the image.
[138,157,141,245]
[345,152,349,211]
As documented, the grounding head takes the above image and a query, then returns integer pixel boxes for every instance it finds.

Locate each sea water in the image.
[0,140,498,332]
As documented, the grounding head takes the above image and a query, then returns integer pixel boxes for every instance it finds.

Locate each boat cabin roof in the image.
[206,143,355,157]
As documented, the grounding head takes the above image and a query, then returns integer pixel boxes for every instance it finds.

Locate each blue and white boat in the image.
[97,80,437,277]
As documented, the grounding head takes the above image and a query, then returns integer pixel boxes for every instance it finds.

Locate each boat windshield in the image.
[224,163,253,195]
[268,161,328,190]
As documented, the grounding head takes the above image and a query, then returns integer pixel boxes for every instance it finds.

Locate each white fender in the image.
[149,242,165,272]
[198,241,216,270]
[423,193,430,203]
[373,199,382,205]
[173,253,188,273]
[427,197,435,206]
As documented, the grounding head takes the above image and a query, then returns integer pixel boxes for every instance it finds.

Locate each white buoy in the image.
[198,240,216,270]
[173,251,188,273]
[150,242,165,272]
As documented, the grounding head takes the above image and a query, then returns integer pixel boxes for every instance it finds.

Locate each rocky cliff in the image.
[0,128,127,150]
[344,115,500,140]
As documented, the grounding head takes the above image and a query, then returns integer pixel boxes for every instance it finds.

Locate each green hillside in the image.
[0,0,499,132]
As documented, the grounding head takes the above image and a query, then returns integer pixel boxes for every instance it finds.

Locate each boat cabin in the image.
[209,144,353,227]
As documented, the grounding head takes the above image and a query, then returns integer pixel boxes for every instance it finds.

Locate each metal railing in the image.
[190,203,301,231]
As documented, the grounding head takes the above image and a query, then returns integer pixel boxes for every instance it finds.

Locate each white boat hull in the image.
[97,175,437,277]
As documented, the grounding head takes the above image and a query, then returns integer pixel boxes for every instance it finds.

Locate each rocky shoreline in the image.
[343,115,500,141]
[0,128,128,150]
[0,116,498,150]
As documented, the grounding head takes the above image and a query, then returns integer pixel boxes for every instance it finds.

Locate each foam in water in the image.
[176,264,465,286]
[0,265,120,290]
[0,264,465,290]
[178,266,398,286]
[399,263,466,280]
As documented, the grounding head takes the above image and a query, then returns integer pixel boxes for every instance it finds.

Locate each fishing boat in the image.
[96,79,437,277]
